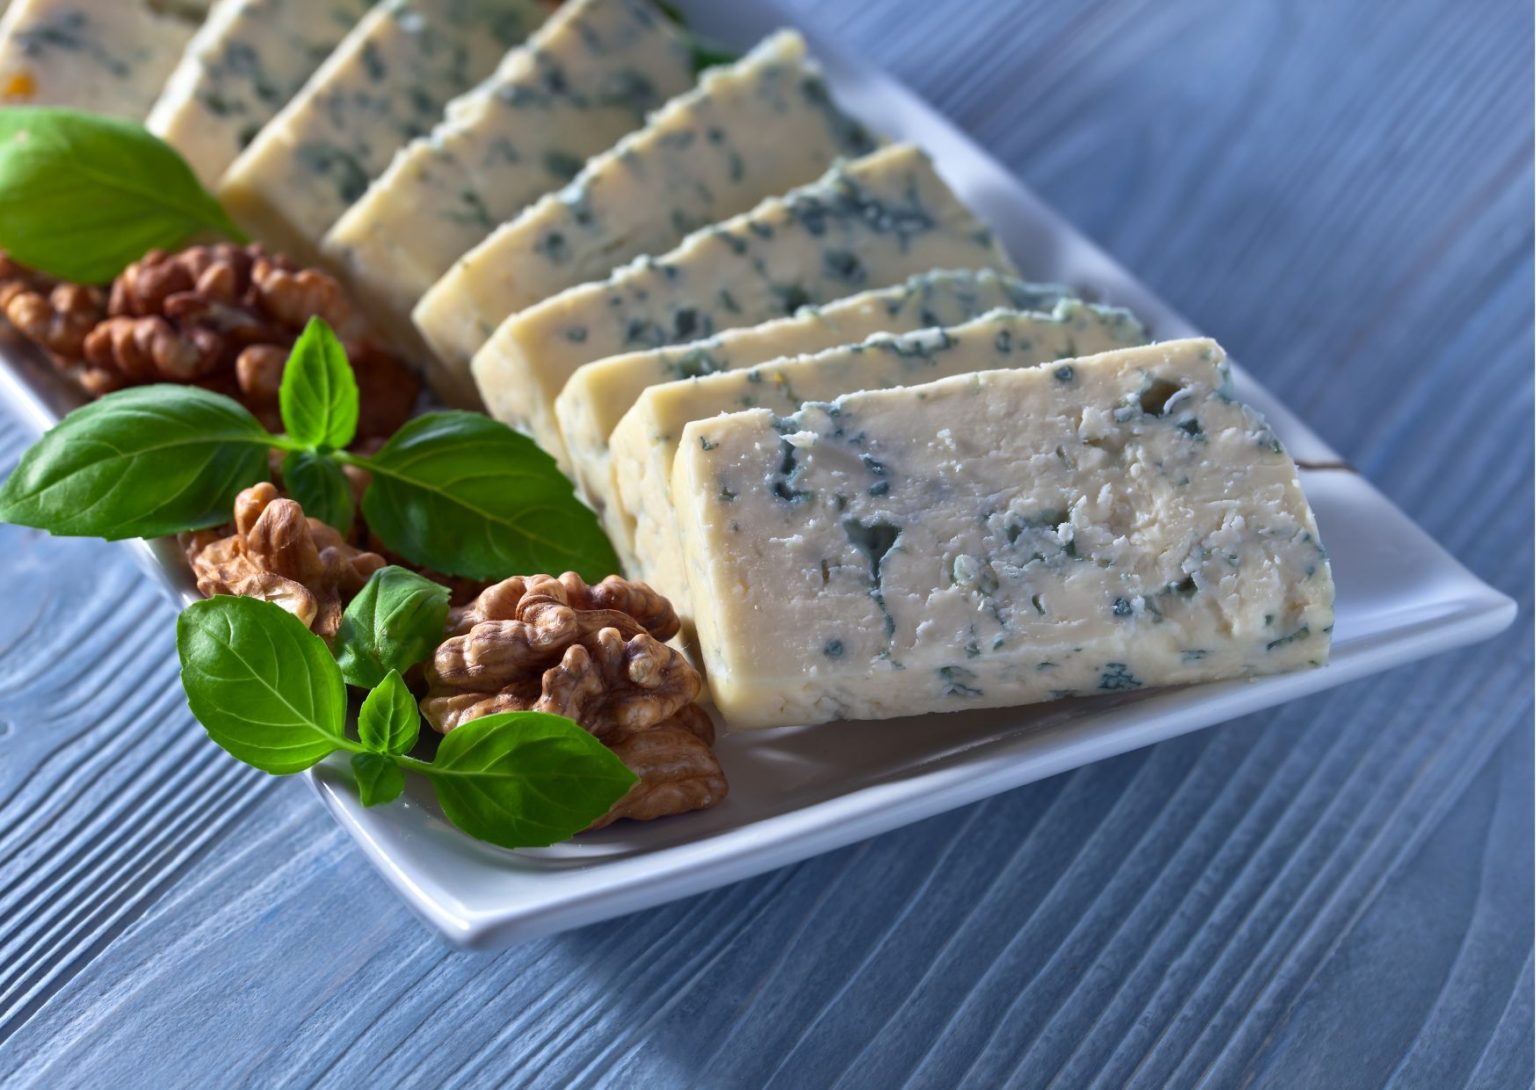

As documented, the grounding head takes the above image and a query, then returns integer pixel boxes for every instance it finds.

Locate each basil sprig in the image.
[0,318,620,580]
[178,596,636,846]
[0,108,247,283]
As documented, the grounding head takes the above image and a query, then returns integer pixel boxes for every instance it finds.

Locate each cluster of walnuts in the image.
[185,488,727,829]
[0,244,418,439]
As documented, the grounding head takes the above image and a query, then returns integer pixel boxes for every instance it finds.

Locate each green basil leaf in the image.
[645,7,739,72]
[689,39,741,75]
[357,669,421,756]
[281,449,353,533]
[0,385,271,538]
[177,596,349,775]
[279,317,359,450]
[333,565,450,689]
[0,107,247,283]
[351,752,405,807]
[424,711,636,848]
[358,411,620,581]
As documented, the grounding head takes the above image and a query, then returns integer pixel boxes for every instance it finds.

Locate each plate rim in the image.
[312,584,1512,950]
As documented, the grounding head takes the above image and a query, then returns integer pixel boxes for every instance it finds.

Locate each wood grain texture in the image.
[0,0,1529,1087]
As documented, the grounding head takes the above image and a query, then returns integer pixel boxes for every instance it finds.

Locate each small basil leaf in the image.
[358,411,620,581]
[281,449,353,533]
[351,752,405,808]
[424,711,637,848]
[357,670,421,757]
[279,317,359,450]
[689,39,741,75]
[333,565,450,689]
[0,385,271,538]
[177,596,349,775]
[0,107,247,283]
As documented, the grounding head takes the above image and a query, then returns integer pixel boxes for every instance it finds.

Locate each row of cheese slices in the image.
[0,0,1335,729]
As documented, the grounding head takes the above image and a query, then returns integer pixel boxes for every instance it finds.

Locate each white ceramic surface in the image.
[0,0,1514,951]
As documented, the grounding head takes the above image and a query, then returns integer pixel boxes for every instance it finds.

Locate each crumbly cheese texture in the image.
[322,0,693,400]
[0,0,200,118]
[412,29,879,381]
[218,0,549,265]
[672,339,1334,730]
[557,268,1070,508]
[146,0,373,188]
[617,301,1149,612]
[471,144,1016,468]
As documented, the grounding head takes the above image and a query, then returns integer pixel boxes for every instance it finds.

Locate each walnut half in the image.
[422,573,727,826]
[422,572,698,738]
[188,482,385,639]
[592,705,728,829]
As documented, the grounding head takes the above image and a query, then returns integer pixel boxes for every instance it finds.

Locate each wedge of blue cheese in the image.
[557,268,1071,509]
[471,144,1016,468]
[146,0,373,188]
[413,29,878,382]
[0,0,200,118]
[218,0,550,265]
[322,0,694,402]
[672,338,1334,730]
[614,301,1149,612]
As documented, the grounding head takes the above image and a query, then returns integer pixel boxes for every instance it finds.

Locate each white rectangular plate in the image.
[0,0,1514,950]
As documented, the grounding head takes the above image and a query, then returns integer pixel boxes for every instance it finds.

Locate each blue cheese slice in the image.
[321,0,694,402]
[217,0,550,265]
[412,29,878,383]
[557,268,1071,510]
[672,338,1335,730]
[0,0,200,118]
[146,0,374,188]
[615,301,1149,613]
[471,144,1016,469]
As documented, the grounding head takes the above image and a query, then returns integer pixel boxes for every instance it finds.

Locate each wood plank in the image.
[0,521,276,1044]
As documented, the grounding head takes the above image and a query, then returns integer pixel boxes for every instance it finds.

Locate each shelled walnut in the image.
[186,482,385,639]
[422,573,728,826]
[0,246,419,438]
[592,704,728,829]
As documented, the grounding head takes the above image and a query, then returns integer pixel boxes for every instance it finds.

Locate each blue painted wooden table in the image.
[0,1,1530,1086]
